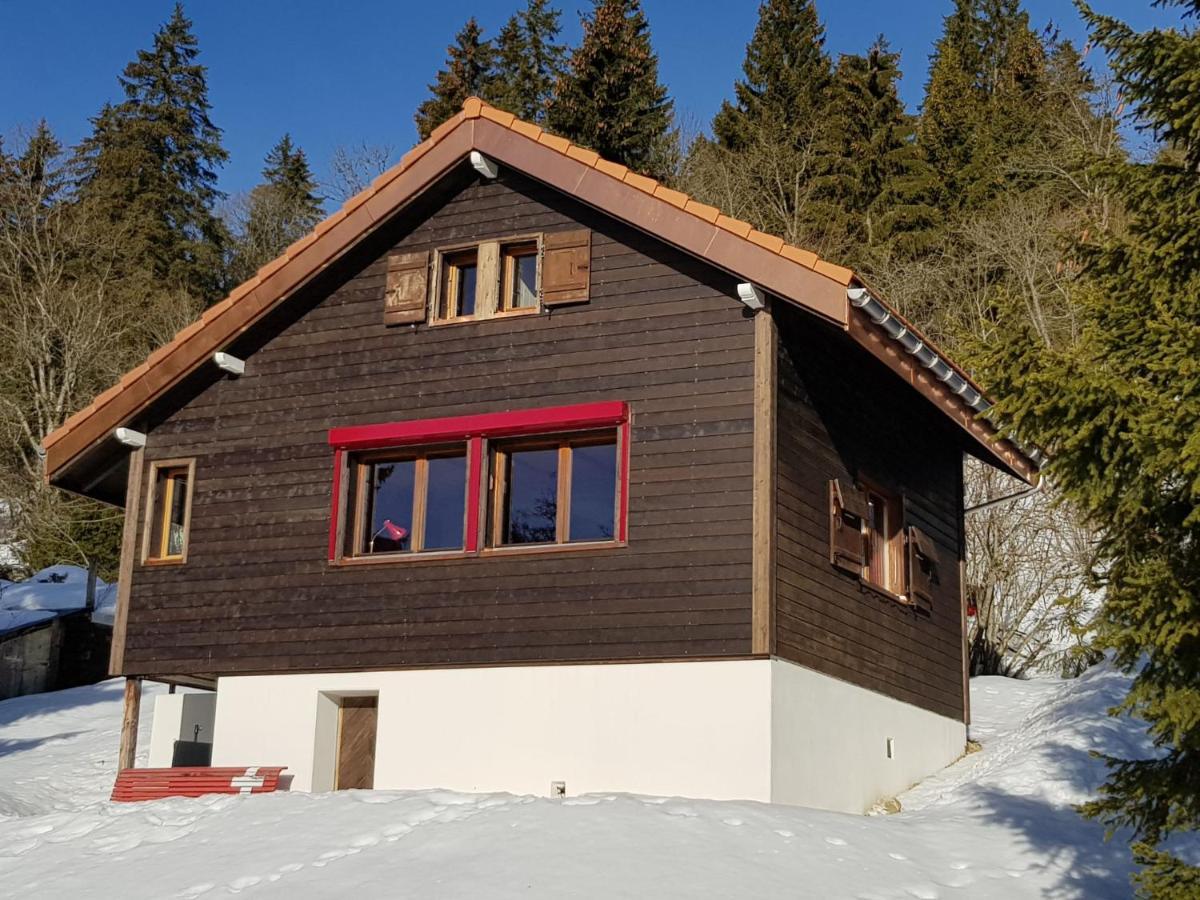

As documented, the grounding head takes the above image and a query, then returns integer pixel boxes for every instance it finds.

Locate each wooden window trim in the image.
[433,247,479,323]
[487,430,620,550]
[345,445,469,560]
[327,402,631,565]
[428,234,544,325]
[859,476,909,603]
[499,237,542,316]
[140,458,196,566]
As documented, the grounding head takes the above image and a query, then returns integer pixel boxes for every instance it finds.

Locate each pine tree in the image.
[492,0,566,123]
[547,0,674,179]
[984,3,1200,894]
[74,3,227,303]
[414,18,497,140]
[712,0,833,153]
[828,39,940,258]
[228,135,324,285]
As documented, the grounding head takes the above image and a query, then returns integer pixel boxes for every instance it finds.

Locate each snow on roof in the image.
[0,565,116,636]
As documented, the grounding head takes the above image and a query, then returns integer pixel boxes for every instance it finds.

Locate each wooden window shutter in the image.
[541,229,591,306]
[906,525,939,611]
[829,478,867,576]
[384,250,430,325]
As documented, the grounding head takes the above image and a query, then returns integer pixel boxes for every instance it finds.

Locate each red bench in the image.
[111,766,287,802]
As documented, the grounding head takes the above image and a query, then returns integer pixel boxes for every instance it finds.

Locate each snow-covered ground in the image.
[0,664,1183,899]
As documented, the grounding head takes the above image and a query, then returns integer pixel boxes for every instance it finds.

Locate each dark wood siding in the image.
[773,302,967,721]
[122,169,757,675]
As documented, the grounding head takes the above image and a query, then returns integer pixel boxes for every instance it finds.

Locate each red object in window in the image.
[967,600,978,617]
[379,520,408,541]
[328,402,630,559]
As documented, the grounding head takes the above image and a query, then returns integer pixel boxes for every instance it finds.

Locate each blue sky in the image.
[0,0,1175,199]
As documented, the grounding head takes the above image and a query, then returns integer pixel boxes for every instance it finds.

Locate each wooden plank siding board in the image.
[772,301,968,722]
[122,172,758,676]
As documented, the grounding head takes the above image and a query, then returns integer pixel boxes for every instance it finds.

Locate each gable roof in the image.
[43,98,1038,496]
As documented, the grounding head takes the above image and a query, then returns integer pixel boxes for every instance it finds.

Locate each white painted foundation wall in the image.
[200,658,965,814]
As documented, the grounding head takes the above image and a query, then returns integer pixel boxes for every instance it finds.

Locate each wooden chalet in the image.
[44,98,1037,812]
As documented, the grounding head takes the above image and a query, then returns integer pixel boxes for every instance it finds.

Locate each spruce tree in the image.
[919,0,1048,213]
[547,0,674,179]
[74,3,227,303]
[828,39,940,258]
[228,135,324,284]
[492,0,566,123]
[984,2,1200,894]
[684,0,845,252]
[712,0,833,153]
[414,18,497,140]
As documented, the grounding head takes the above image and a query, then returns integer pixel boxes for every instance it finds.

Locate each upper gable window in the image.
[419,229,591,326]
[438,249,479,321]
[501,241,539,313]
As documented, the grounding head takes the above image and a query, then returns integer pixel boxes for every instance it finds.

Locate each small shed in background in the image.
[0,565,114,700]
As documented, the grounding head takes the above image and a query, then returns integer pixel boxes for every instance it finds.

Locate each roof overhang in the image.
[43,98,1038,499]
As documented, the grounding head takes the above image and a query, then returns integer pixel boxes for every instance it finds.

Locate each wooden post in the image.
[751,307,778,656]
[109,447,144,676]
[118,676,142,770]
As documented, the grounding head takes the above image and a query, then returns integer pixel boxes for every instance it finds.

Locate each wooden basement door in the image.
[335,696,378,790]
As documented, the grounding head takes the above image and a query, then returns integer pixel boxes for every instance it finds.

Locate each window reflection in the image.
[501,447,559,544]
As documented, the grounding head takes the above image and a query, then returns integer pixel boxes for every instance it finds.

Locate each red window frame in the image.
[327,401,631,560]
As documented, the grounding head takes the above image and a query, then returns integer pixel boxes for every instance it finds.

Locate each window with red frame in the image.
[328,402,629,560]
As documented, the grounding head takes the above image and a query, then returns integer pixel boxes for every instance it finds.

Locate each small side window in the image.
[862,484,904,596]
[144,460,195,564]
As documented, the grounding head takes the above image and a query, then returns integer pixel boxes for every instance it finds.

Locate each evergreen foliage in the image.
[414,18,498,140]
[712,0,832,152]
[919,0,1049,213]
[828,39,941,258]
[546,0,675,179]
[492,0,566,123]
[983,2,1200,893]
[73,3,227,304]
[228,135,323,284]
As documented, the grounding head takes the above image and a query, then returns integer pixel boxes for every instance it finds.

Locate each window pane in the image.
[423,454,467,551]
[365,460,415,553]
[502,447,559,544]
[457,263,477,317]
[166,473,189,556]
[511,253,537,309]
[568,441,617,542]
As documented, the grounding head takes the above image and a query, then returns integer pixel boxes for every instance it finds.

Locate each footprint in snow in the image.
[227,875,262,893]
[384,824,413,841]
[176,883,214,898]
[824,836,848,846]
[351,834,380,848]
[722,818,744,827]
[664,805,698,818]
[774,829,794,838]
[562,797,603,806]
